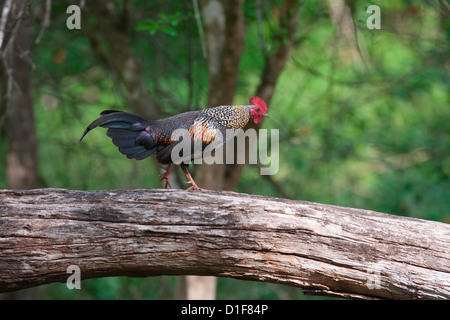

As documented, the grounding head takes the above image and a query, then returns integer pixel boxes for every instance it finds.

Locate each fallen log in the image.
[0,188,449,299]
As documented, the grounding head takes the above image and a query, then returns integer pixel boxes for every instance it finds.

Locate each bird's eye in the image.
[256,108,260,111]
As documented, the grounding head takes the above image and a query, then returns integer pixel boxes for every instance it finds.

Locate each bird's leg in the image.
[180,163,202,190]
[159,164,172,188]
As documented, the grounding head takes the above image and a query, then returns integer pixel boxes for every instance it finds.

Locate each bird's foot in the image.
[159,165,172,188]
[187,185,204,191]
[180,163,204,190]
[185,181,203,191]
[159,174,172,188]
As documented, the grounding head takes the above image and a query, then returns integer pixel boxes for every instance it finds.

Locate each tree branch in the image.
[0,0,12,51]
[1,188,449,299]
[81,2,161,119]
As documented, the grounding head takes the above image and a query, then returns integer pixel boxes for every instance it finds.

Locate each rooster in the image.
[79,96,268,190]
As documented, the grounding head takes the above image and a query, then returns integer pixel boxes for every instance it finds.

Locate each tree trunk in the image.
[1,188,449,300]
[0,0,38,190]
[182,0,246,298]
[0,0,38,300]
[224,0,302,190]
[195,0,245,191]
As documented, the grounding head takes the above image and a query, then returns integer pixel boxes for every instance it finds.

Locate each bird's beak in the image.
[262,113,269,118]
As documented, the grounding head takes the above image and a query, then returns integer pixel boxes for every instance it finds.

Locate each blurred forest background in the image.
[0,0,449,299]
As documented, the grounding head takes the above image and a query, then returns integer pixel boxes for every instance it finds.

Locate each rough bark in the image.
[0,0,38,300]
[0,0,38,190]
[0,188,449,299]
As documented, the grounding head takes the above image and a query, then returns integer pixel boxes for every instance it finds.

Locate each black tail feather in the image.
[80,110,158,160]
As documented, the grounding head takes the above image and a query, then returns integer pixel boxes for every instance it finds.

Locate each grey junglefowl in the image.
[80,96,268,190]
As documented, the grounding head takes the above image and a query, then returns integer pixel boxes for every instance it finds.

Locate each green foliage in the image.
[136,12,190,37]
[1,0,448,299]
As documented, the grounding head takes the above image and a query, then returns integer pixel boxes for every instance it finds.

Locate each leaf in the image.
[135,19,155,31]
[161,26,177,37]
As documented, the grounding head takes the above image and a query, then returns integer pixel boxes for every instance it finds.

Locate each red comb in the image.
[249,96,268,112]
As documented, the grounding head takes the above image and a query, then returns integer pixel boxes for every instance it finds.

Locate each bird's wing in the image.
[190,116,245,160]
[155,115,228,164]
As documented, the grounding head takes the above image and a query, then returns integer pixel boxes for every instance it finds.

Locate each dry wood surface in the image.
[0,188,449,299]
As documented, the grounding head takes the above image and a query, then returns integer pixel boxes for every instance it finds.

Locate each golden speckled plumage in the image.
[189,118,218,145]
[203,105,250,129]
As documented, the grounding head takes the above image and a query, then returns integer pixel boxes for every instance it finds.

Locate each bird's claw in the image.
[159,176,171,188]
[159,171,172,188]
[187,185,203,190]
[185,180,203,191]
